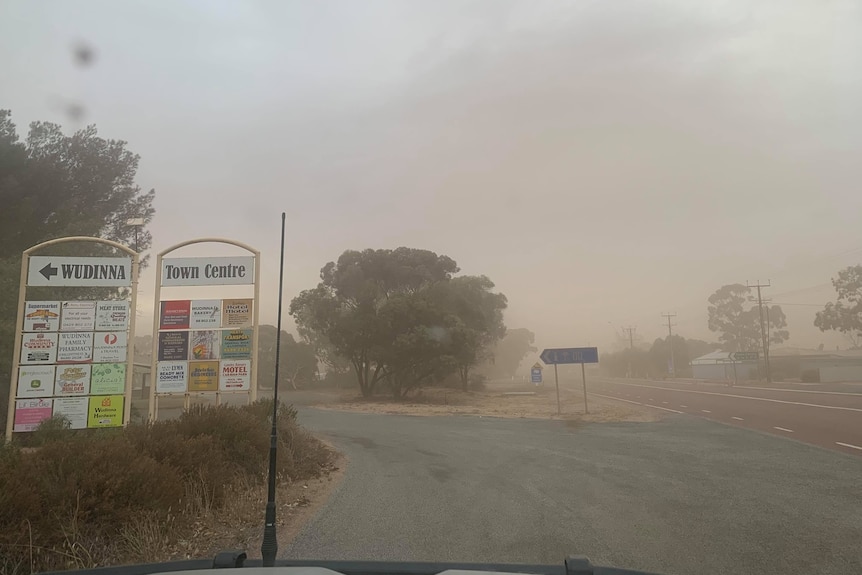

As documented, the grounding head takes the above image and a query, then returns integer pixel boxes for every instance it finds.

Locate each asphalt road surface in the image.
[282,408,862,575]
[586,377,862,456]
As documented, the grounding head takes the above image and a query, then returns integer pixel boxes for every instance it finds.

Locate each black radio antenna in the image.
[261,212,286,566]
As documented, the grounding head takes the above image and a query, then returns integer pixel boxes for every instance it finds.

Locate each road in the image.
[282,408,862,575]
[585,377,862,456]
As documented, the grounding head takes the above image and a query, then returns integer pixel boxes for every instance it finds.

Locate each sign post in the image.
[729,351,758,386]
[540,347,599,415]
[149,239,260,421]
[5,237,138,441]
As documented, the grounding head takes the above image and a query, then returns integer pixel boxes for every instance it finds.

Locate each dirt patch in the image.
[312,384,666,423]
[223,449,346,560]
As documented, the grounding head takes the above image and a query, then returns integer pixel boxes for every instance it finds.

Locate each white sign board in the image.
[189,300,222,328]
[23,301,60,332]
[161,257,255,286]
[61,301,96,331]
[219,360,251,391]
[54,365,92,396]
[93,332,128,363]
[95,301,129,330]
[28,256,132,287]
[53,397,89,429]
[17,365,56,398]
[57,332,94,363]
[20,332,58,364]
[156,361,188,393]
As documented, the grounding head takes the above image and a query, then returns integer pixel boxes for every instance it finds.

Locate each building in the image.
[690,351,757,381]
[690,348,862,383]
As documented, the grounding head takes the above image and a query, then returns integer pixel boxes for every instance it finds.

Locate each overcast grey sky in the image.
[2,0,861,353]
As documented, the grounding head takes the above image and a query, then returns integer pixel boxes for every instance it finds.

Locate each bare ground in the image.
[307,383,665,423]
[161,450,346,562]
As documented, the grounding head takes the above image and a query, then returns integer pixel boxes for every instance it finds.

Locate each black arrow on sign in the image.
[39,263,58,280]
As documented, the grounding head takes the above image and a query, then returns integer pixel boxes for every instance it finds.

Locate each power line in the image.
[661,313,677,378]
[747,280,771,383]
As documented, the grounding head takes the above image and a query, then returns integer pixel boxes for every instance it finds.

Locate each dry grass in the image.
[314,383,665,423]
[0,401,337,575]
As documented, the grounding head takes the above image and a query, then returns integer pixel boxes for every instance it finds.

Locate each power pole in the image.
[661,313,677,378]
[747,280,771,383]
[624,326,636,378]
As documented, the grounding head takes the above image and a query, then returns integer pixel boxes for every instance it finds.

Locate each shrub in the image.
[0,400,332,574]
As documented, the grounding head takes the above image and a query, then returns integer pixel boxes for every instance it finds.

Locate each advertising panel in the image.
[20,332,58,365]
[221,329,252,359]
[190,330,219,360]
[190,300,221,329]
[219,360,251,391]
[16,365,55,398]
[156,361,188,393]
[221,298,252,328]
[87,395,124,428]
[53,397,89,429]
[159,300,190,330]
[57,332,94,363]
[90,363,126,395]
[23,301,60,332]
[157,331,189,361]
[54,365,92,396]
[60,301,96,331]
[188,360,219,391]
[95,301,129,330]
[13,398,53,432]
[93,331,127,363]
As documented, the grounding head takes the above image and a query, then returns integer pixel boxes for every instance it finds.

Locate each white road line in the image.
[588,393,683,414]
[735,385,862,397]
[645,403,684,414]
[731,416,744,421]
[597,381,862,413]
[774,426,794,433]
[836,442,862,451]
[680,404,688,408]
[701,410,711,413]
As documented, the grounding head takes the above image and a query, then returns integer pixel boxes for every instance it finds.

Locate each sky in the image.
[2,0,861,355]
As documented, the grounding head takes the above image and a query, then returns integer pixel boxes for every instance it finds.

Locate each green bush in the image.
[0,400,332,574]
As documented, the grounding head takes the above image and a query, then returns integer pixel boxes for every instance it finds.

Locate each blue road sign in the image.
[540,347,599,365]
[531,368,543,384]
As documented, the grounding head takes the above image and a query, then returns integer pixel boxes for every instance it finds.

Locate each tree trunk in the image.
[460,365,469,391]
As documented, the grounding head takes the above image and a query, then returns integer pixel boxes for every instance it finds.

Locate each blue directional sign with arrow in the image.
[540,347,599,365]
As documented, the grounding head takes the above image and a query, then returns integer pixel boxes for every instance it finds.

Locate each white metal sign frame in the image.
[148,238,260,421]
[5,237,139,441]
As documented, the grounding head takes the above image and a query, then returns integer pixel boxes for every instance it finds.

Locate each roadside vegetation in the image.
[0,401,334,575]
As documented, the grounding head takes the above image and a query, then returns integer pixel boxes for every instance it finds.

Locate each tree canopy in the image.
[0,110,155,429]
[814,265,862,348]
[707,283,789,352]
[289,248,507,397]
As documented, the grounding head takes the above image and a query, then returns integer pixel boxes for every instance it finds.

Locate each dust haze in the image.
[2,0,860,359]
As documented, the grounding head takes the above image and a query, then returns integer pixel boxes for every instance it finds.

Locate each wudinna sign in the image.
[6,240,139,441]
[540,347,599,416]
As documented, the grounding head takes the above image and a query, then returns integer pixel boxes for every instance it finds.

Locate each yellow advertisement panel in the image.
[87,395,124,428]
[188,360,219,391]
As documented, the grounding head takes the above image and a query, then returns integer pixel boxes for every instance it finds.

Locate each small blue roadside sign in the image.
[530,362,543,384]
